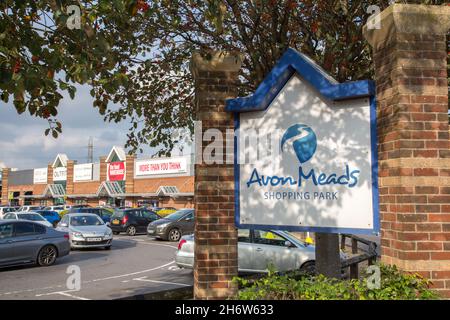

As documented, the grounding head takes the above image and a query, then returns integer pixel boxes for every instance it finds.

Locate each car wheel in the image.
[112,231,120,235]
[168,228,181,242]
[104,246,111,250]
[37,245,58,266]
[126,225,137,236]
[300,261,316,275]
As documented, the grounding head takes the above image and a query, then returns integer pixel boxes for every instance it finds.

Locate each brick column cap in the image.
[190,51,243,78]
[363,4,450,49]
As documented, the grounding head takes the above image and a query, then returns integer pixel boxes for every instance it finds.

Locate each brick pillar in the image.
[99,156,107,182]
[190,51,242,299]
[66,160,75,196]
[125,155,135,205]
[1,168,10,205]
[47,164,53,184]
[364,4,450,297]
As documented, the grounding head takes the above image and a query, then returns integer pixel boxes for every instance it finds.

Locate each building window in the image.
[75,199,87,205]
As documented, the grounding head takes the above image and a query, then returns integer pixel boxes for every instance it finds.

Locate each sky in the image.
[0,85,154,170]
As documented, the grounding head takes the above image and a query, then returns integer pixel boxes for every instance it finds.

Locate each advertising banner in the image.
[74,163,93,182]
[33,167,48,184]
[53,167,67,181]
[107,162,126,181]
[135,157,187,177]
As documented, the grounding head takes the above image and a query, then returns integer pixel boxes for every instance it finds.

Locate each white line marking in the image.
[133,276,191,287]
[36,290,90,300]
[91,260,176,282]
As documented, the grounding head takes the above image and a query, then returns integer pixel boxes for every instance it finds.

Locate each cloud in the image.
[0,85,155,169]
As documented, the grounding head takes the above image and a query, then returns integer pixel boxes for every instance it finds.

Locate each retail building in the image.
[0,146,194,209]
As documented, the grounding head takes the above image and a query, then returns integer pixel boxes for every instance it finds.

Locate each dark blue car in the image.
[35,210,61,227]
[69,207,113,225]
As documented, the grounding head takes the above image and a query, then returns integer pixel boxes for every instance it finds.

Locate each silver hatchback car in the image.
[176,229,349,274]
[176,229,317,273]
[57,213,113,250]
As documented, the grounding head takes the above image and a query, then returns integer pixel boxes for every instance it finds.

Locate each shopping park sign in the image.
[226,48,379,235]
[135,157,187,177]
[108,162,126,181]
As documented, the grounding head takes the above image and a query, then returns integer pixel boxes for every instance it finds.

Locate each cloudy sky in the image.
[0,85,152,170]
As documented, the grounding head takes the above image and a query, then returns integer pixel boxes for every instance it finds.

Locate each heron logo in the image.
[281,124,317,164]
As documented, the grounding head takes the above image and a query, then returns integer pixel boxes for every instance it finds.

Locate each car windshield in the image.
[165,210,192,221]
[70,215,103,226]
[112,210,124,218]
[20,213,45,221]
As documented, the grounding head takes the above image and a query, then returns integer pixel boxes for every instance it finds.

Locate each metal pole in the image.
[315,232,341,278]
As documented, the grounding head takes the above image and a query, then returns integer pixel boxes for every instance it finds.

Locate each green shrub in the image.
[233,264,439,300]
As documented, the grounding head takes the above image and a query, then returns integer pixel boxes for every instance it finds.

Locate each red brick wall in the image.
[365,5,450,298]
[191,52,241,299]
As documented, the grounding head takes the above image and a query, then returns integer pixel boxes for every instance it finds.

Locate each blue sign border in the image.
[226,48,379,235]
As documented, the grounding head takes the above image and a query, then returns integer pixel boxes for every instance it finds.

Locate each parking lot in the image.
[0,234,193,300]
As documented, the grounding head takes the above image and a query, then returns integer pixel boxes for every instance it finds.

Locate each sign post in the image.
[226,48,379,277]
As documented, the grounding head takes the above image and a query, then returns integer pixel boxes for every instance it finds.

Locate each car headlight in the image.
[72,232,83,238]
[156,223,169,230]
[105,230,112,236]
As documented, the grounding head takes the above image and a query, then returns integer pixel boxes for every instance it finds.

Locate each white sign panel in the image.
[53,167,67,181]
[74,163,93,182]
[135,157,187,177]
[33,168,48,184]
[235,74,378,234]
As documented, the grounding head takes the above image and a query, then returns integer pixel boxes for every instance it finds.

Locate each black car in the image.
[69,207,113,225]
[110,208,161,236]
[147,209,194,242]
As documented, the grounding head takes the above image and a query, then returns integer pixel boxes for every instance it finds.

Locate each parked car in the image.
[3,212,53,228]
[69,207,113,225]
[0,206,17,219]
[43,206,66,214]
[35,210,61,227]
[176,229,325,274]
[147,209,194,242]
[110,208,161,236]
[18,206,42,212]
[56,213,113,250]
[0,220,70,268]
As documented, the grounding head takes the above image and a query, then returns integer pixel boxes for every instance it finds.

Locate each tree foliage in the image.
[0,0,447,155]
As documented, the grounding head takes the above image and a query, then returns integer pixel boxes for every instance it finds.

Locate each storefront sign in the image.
[53,167,67,181]
[227,48,379,235]
[135,157,187,177]
[74,163,93,182]
[33,167,48,184]
[108,162,126,181]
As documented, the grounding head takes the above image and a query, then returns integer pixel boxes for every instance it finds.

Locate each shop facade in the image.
[1,146,194,209]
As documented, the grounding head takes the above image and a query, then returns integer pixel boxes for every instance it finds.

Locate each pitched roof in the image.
[225,48,375,113]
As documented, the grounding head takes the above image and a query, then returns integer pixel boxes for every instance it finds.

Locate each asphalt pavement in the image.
[0,234,193,300]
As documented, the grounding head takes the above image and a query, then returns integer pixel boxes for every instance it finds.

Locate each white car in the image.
[2,212,53,228]
[18,205,42,212]
[57,213,113,250]
[43,205,66,214]
[0,206,16,219]
[176,229,348,274]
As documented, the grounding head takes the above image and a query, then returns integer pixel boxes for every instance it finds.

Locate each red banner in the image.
[108,162,125,181]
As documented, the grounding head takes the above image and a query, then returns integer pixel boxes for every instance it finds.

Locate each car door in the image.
[0,223,16,266]
[237,229,253,272]
[251,230,298,273]
[12,222,45,263]
[134,210,148,232]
